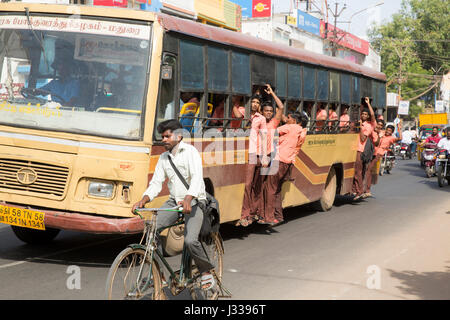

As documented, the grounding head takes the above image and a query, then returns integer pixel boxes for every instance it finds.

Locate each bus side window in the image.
[155,54,177,139]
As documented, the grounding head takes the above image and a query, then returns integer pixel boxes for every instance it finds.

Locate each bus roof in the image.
[157,13,386,82]
[0,3,385,82]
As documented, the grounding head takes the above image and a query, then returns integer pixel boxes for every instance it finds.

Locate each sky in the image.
[273,0,403,40]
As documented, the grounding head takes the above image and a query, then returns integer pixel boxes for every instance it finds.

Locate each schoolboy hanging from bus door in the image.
[260,112,307,225]
[261,84,284,166]
[236,94,269,227]
[257,84,285,221]
[352,97,376,200]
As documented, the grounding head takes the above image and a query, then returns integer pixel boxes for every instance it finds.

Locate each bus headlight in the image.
[88,181,115,198]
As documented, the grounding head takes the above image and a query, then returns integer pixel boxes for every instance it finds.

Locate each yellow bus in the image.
[0,3,386,251]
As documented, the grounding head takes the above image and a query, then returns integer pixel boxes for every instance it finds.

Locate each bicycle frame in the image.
[131,209,199,293]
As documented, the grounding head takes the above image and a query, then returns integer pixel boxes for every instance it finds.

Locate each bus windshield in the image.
[0,15,151,140]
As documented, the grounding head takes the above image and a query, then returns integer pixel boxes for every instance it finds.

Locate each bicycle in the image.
[105,206,230,300]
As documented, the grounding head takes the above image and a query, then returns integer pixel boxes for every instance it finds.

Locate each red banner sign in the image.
[93,0,128,8]
[320,21,369,56]
[252,0,271,18]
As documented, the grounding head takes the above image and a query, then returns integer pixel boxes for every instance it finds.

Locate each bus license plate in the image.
[0,205,45,230]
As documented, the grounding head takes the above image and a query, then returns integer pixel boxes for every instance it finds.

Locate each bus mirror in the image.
[162,65,173,80]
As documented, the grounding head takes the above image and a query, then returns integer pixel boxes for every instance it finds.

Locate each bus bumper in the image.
[1,203,144,234]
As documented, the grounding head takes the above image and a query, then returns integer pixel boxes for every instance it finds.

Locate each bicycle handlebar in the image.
[133,206,183,219]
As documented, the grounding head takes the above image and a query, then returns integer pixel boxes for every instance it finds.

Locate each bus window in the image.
[179,92,201,132]
[180,40,204,90]
[208,46,229,92]
[339,104,350,132]
[275,61,287,98]
[303,101,314,131]
[317,70,329,101]
[328,103,338,132]
[341,73,351,105]
[330,72,340,102]
[230,95,246,129]
[287,63,301,99]
[303,66,316,100]
[209,94,227,129]
[315,102,327,132]
[1,26,151,140]
[232,51,251,95]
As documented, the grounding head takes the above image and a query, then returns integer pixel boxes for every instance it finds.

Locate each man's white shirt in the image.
[437,138,450,152]
[401,130,412,144]
[143,141,206,203]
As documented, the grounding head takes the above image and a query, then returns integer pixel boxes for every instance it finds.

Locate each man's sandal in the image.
[201,273,216,291]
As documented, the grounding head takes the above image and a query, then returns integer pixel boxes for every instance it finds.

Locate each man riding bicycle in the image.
[131,119,216,290]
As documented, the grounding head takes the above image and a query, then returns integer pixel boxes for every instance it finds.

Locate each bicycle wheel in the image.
[189,232,224,300]
[105,247,165,300]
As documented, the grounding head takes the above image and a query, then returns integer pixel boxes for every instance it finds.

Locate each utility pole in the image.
[325,2,346,57]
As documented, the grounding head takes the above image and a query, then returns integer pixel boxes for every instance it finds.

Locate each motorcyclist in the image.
[424,127,441,145]
[437,127,450,153]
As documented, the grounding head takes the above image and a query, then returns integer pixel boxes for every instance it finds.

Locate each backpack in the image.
[361,136,374,164]
[167,156,220,240]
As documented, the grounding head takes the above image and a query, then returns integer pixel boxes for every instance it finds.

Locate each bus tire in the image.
[161,224,184,256]
[316,167,337,212]
[11,226,60,244]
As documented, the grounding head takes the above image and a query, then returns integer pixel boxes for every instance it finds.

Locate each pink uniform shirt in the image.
[267,118,280,154]
[275,124,305,164]
[376,135,397,156]
[249,112,267,155]
[358,121,374,152]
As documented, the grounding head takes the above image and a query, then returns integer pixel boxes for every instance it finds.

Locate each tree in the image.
[368,0,449,119]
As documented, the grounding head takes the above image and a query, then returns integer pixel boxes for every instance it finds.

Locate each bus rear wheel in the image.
[11,226,60,244]
[316,167,337,212]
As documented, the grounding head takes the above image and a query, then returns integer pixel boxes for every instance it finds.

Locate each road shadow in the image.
[0,229,141,268]
[387,263,450,299]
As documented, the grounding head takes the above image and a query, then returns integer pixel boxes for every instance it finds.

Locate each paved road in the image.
[0,159,449,300]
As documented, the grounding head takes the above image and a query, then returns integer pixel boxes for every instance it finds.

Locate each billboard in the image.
[252,0,271,18]
[231,0,252,18]
[320,21,369,56]
[297,10,321,36]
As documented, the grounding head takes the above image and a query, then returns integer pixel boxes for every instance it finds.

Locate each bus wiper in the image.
[24,7,49,72]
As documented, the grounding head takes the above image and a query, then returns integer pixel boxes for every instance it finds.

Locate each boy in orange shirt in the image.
[260,112,307,225]
[237,94,269,227]
[352,97,376,200]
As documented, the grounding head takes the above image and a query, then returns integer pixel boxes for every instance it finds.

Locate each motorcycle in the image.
[400,143,412,160]
[393,143,401,156]
[422,142,438,178]
[379,147,395,175]
[436,149,450,187]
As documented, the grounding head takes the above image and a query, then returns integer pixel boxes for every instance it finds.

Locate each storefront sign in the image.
[398,100,410,115]
[297,10,320,36]
[320,21,369,56]
[93,0,128,8]
[285,15,297,26]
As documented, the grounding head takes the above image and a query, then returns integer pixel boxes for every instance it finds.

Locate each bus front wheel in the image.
[316,167,337,212]
[11,226,60,244]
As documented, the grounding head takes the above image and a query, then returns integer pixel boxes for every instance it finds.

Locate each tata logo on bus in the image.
[16,168,38,185]
[252,0,271,18]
